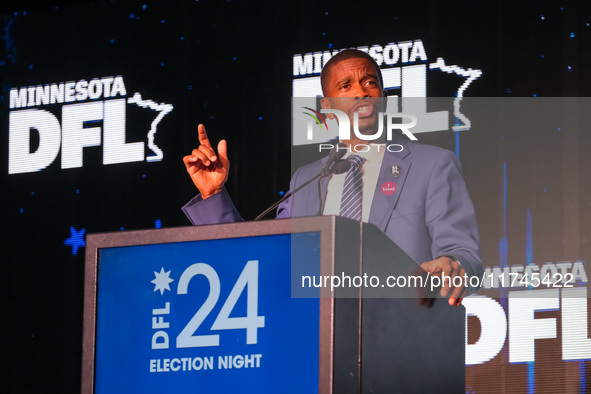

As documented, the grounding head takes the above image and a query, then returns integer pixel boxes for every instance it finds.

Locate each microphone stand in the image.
[254,157,351,221]
[254,173,322,221]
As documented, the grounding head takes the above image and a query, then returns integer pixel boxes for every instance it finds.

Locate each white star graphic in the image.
[151,267,174,295]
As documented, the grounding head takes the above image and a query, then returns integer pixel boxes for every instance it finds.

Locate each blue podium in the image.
[82,216,464,393]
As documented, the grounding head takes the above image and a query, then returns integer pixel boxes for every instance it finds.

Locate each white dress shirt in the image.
[322,144,385,222]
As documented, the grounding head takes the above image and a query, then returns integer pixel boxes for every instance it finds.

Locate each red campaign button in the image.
[381,181,396,195]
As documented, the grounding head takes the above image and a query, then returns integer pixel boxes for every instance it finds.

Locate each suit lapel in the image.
[368,142,412,232]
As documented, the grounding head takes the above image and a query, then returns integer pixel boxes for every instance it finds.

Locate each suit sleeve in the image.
[181,174,295,224]
[425,150,483,294]
[182,188,244,225]
[276,196,292,219]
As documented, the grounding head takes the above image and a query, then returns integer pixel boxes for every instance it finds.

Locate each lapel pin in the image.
[391,165,402,177]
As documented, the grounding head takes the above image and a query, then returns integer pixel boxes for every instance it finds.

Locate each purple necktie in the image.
[340,155,366,221]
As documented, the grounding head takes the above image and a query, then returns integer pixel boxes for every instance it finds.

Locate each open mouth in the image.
[353,102,375,118]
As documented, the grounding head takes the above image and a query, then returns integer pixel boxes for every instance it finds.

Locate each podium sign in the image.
[83,221,325,393]
[83,217,464,393]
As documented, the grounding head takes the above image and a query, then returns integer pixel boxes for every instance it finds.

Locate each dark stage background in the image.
[1,1,591,392]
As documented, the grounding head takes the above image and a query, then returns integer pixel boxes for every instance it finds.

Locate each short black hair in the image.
[320,49,384,96]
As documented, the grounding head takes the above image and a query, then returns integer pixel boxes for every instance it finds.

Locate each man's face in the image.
[320,57,386,139]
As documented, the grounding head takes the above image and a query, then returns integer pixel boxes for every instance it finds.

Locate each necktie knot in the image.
[347,154,365,172]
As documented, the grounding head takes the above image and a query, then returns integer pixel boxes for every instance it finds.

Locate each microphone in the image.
[329,159,351,175]
[254,143,350,221]
[320,143,348,177]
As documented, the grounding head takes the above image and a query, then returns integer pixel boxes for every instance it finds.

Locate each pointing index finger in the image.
[198,124,213,148]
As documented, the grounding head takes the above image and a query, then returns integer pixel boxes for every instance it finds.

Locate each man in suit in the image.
[182,49,483,305]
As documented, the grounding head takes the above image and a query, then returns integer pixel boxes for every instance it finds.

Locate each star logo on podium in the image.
[151,267,174,295]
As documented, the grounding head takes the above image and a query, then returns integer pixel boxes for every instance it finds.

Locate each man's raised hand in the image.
[183,124,230,199]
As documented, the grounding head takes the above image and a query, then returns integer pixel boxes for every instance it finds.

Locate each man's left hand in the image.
[421,256,466,307]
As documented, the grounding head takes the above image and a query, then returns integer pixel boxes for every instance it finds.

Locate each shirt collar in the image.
[342,143,386,164]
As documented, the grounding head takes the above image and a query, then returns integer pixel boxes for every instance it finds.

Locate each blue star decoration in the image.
[151,267,174,295]
[64,226,86,256]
